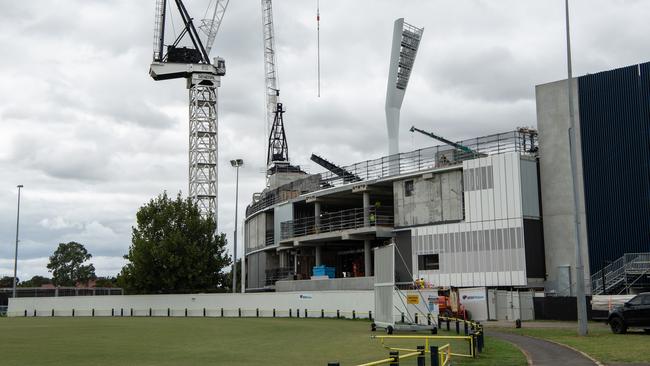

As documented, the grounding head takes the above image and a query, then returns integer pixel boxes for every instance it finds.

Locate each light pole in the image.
[230,159,244,293]
[13,184,23,298]
[564,0,588,336]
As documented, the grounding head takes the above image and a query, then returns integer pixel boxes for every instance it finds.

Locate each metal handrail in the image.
[265,267,294,286]
[246,130,538,217]
[280,207,394,240]
[591,252,650,294]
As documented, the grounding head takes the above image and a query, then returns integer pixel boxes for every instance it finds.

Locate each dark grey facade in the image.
[577,62,650,273]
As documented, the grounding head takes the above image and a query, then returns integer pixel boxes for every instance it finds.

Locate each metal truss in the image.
[267,102,289,167]
[262,0,279,140]
[188,73,219,221]
[199,0,230,56]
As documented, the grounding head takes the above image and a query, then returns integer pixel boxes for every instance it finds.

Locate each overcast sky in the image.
[1,0,648,281]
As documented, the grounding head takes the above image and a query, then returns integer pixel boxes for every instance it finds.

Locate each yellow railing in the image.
[372,335,475,358]
[437,315,483,333]
[438,344,452,366]
[404,313,483,335]
[355,350,422,366]
[353,339,453,366]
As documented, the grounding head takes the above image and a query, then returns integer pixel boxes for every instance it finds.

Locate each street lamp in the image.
[230,159,244,293]
[13,184,23,298]
[564,0,588,336]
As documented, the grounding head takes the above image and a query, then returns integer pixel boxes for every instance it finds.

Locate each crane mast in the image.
[261,0,294,176]
[262,0,279,139]
[150,0,228,224]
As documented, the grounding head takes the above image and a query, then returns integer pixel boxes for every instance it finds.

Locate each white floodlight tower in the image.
[385,19,423,161]
[149,0,229,223]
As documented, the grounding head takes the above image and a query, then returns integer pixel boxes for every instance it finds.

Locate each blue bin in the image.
[313,265,335,278]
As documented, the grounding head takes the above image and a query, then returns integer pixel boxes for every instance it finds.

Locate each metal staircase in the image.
[591,253,650,295]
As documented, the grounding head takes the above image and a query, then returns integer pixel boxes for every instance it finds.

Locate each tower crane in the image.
[149,0,229,224]
[262,0,298,177]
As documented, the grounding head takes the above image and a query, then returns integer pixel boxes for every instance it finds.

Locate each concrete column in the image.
[363,191,371,227]
[241,256,246,293]
[293,251,298,274]
[314,201,321,232]
[364,239,372,276]
[315,245,322,266]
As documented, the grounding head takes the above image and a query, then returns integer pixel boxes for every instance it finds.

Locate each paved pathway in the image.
[489,330,597,366]
[482,320,593,329]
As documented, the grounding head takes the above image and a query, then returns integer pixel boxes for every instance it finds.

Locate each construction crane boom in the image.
[310,154,361,183]
[409,126,475,154]
[199,0,230,56]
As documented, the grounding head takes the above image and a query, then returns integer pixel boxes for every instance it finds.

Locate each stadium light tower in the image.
[385,19,423,162]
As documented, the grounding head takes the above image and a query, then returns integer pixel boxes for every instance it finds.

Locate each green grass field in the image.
[498,322,650,364]
[0,317,525,366]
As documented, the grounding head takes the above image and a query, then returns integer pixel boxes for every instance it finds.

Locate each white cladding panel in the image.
[413,153,529,287]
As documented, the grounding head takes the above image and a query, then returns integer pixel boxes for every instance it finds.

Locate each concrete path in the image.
[489,330,597,366]
[482,320,593,329]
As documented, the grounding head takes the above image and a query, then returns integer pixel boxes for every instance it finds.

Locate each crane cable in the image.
[317,0,321,97]
[168,0,177,39]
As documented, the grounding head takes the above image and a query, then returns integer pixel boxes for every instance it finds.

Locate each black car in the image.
[608,292,650,334]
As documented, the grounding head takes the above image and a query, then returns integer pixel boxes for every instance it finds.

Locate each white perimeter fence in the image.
[7,291,379,319]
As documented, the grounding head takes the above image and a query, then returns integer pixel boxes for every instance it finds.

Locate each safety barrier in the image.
[437,315,484,356]
[327,343,452,366]
[326,316,484,365]
[375,334,478,359]
[10,307,372,320]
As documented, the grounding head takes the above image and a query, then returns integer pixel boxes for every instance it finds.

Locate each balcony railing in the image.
[246,129,538,218]
[265,232,275,246]
[265,267,295,286]
[280,207,394,240]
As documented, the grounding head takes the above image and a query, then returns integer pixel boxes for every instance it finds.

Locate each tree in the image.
[19,275,52,288]
[94,277,117,288]
[223,259,242,293]
[47,242,96,286]
[0,276,18,288]
[117,192,231,294]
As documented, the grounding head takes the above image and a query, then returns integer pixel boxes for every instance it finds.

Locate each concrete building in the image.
[243,130,545,292]
[537,62,650,295]
[244,61,650,298]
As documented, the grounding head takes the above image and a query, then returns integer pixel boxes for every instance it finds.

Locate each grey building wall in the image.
[274,203,293,245]
[393,170,463,227]
[245,212,266,253]
[536,78,591,295]
[520,158,540,218]
[247,251,267,290]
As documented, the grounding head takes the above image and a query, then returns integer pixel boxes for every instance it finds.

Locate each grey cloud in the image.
[2,0,650,280]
